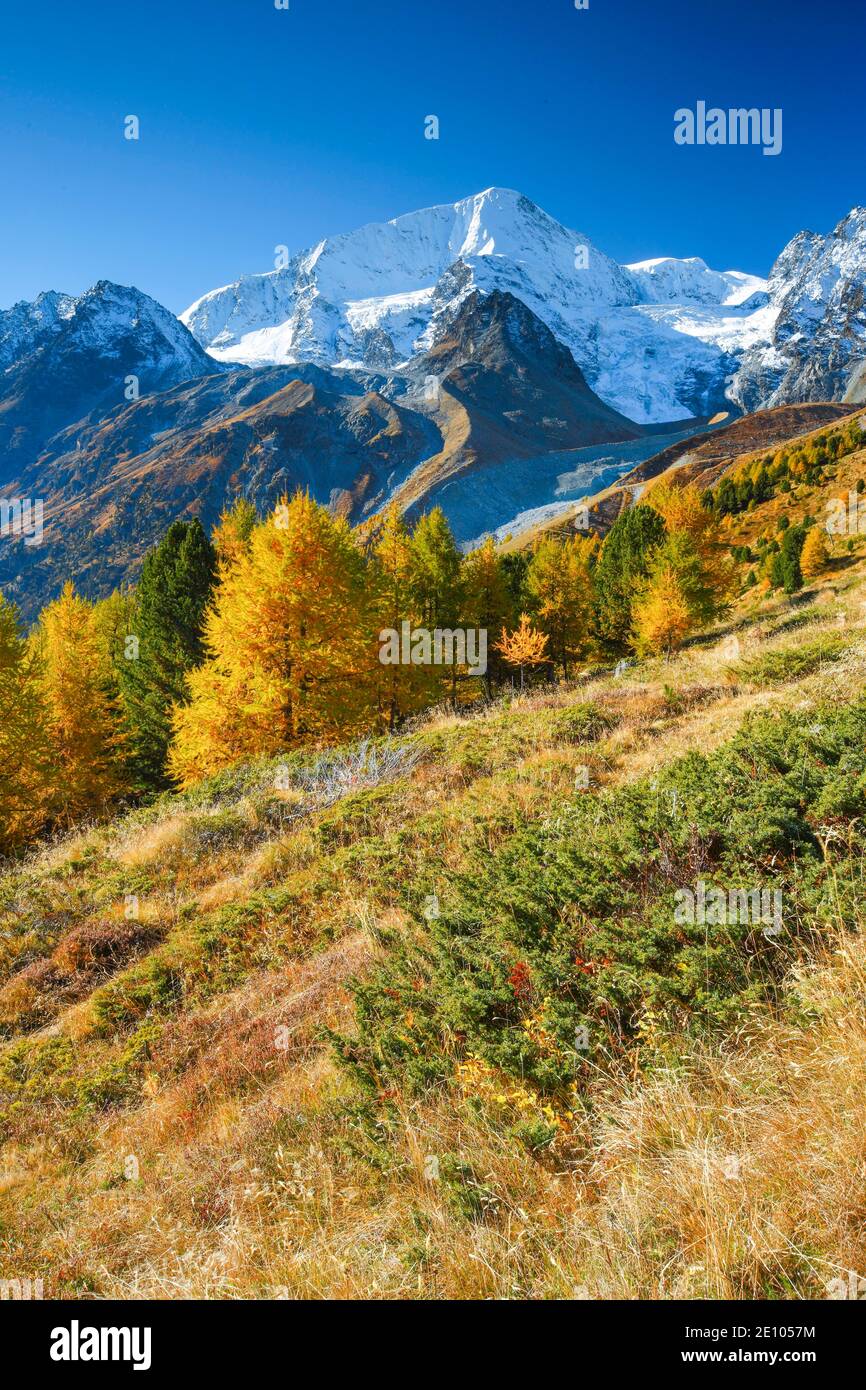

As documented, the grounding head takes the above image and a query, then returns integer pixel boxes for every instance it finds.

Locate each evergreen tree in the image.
[501,550,530,617]
[713,478,738,516]
[594,504,666,647]
[752,465,772,503]
[409,507,462,628]
[118,519,217,790]
[770,524,806,594]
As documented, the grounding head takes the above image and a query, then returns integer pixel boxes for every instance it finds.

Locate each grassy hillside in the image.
[3,524,866,1298]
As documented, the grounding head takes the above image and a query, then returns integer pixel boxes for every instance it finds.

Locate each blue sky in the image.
[0,0,862,313]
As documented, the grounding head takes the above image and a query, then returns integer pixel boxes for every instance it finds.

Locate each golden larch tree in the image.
[800,525,829,578]
[35,582,123,823]
[632,539,700,658]
[0,592,53,849]
[371,503,436,732]
[212,496,258,571]
[461,536,513,693]
[526,534,595,678]
[169,493,373,785]
[644,480,736,613]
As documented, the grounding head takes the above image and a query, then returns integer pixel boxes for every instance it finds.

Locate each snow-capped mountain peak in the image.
[0,280,216,484]
[731,207,866,410]
[65,280,213,379]
[0,289,76,369]
[181,187,771,423]
[179,186,636,363]
[626,255,766,307]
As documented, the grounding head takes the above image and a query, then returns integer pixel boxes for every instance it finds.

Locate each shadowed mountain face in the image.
[410,289,641,448]
[384,289,646,536]
[0,364,439,618]
[0,289,652,620]
[0,282,215,485]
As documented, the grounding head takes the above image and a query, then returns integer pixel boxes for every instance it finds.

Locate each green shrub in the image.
[735,634,850,686]
[333,701,866,1100]
[548,702,615,745]
[91,954,184,1032]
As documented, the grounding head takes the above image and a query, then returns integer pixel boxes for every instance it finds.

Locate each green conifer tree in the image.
[593,504,666,648]
[118,519,217,789]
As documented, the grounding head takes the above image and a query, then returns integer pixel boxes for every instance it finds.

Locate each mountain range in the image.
[1,188,865,617]
[181,186,769,425]
[180,188,866,424]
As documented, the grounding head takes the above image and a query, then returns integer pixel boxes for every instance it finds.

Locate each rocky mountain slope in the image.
[383,290,645,531]
[731,207,866,410]
[503,402,859,549]
[1,290,651,617]
[0,363,431,617]
[0,282,215,484]
[0,290,76,370]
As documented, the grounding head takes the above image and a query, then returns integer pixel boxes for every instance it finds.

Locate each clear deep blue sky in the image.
[1,0,862,313]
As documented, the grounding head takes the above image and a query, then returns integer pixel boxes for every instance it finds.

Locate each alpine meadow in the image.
[2,0,866,1345]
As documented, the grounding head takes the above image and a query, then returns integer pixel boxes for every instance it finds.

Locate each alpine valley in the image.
[2,187,865,618]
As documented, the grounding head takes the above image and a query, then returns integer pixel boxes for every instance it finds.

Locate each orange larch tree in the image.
[495,613,549,689]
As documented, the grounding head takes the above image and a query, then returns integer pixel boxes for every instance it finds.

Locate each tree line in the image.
[1,480,735,853]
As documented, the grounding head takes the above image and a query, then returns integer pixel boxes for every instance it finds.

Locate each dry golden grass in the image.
[3,553,866,1299]
[114,814,190,867]
[10,916,861,1301]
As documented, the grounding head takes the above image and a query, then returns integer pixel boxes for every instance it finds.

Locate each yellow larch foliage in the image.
[632,555,695,658]
[169,493,374,786]
[526,534,595,677]
[0,591,53,849]
[372,503,436,732]
[495,614,549,687]
[800,524,830,578]
[212,496,258,571]
[645,480,736,609]
[35,581,123,823]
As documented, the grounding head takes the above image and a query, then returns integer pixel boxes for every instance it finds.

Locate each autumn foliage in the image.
[495,614,549,687]
[170,494,374,785]
[0,472,749,848]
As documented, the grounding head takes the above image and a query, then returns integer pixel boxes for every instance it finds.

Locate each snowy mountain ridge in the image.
[180,188,866,425]
[180,188,771,424]
[731,206,866,410]
[0,290,77,369]
[0,280,215,485]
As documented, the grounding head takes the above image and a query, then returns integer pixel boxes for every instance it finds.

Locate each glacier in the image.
[181,187,773,424]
